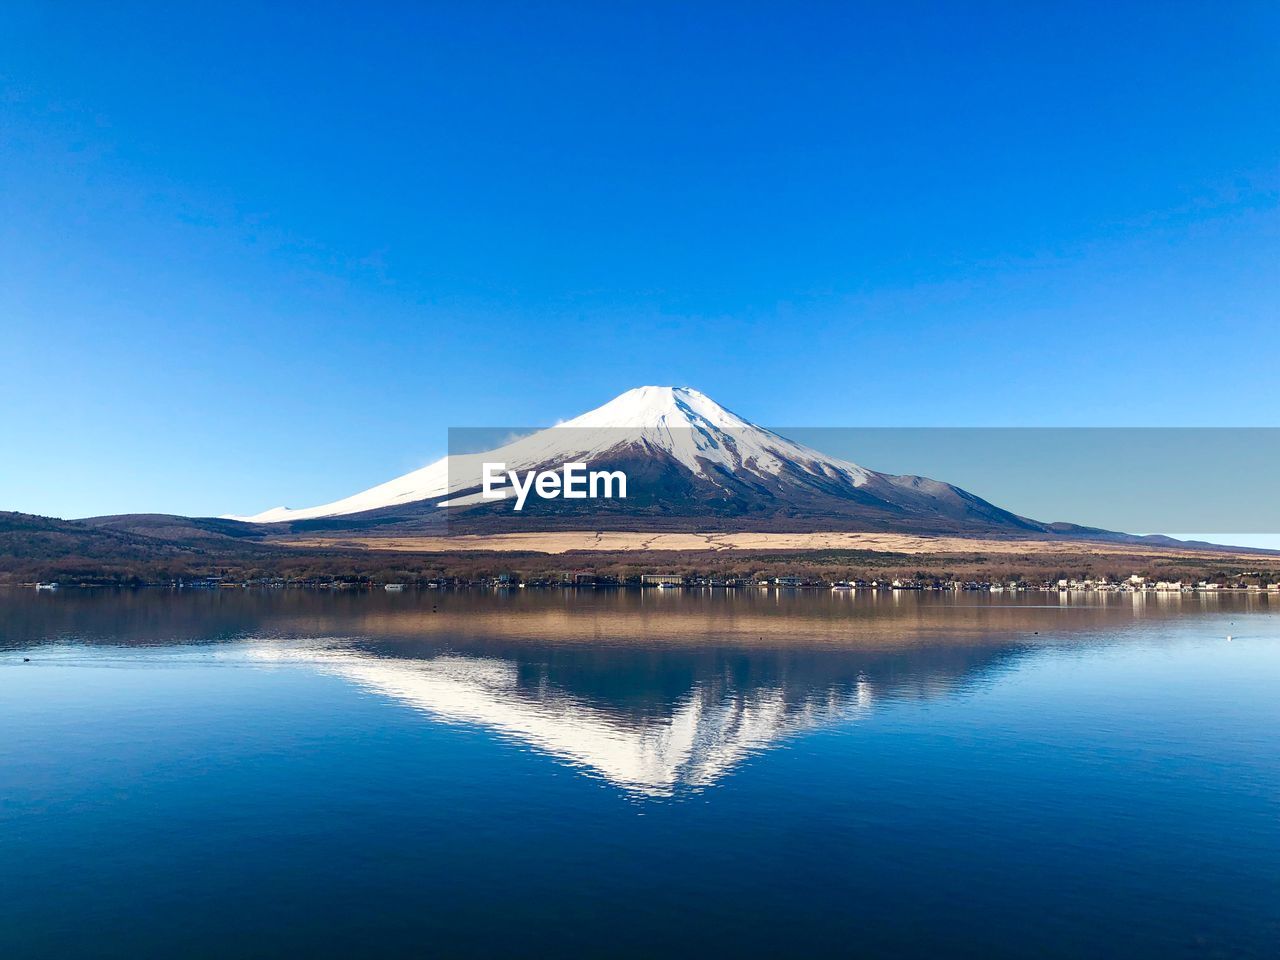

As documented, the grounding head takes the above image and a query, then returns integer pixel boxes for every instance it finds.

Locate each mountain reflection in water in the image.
[257,644,885,796]
[6,586,1248,797]
[5,587,1278,959]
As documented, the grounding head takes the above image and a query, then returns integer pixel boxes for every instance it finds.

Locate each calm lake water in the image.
[2,588,1278,958]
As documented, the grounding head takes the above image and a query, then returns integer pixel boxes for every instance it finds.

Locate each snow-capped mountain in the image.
[226,386,1047,535]
[232,386,869,522]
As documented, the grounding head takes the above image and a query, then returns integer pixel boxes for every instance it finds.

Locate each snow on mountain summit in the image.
[563,386,754,430]
[225,386,874,523]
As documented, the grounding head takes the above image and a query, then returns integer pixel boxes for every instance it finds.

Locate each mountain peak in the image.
[564,386,752,431]
[225,385,876,523]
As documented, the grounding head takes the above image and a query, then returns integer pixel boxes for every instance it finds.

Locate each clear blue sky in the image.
[2,2,1277,519]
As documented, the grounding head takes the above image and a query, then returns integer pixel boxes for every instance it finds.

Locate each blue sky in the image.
[2,2,1277,519]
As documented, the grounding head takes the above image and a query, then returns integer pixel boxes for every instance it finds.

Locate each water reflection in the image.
[7,584,1270,651]
[259,644,884,796]
[4,587,1271,797]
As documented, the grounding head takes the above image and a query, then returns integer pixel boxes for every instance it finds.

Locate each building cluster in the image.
[52,571,1277,593]
[462,573,1280,593]
[1048,575,1280,594]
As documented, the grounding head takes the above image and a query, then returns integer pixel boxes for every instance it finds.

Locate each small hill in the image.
[0,511,268,584]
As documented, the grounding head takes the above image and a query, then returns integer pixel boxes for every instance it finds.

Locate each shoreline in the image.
[278,529,1277,560]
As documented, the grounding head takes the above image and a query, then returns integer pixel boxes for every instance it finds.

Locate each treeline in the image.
[6,545,1278,588]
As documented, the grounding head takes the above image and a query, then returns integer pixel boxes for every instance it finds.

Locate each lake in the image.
[2,588,1278,958]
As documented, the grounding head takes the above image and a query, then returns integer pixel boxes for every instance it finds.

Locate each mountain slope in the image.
[221,386,1113,538]
[230,385,877,523]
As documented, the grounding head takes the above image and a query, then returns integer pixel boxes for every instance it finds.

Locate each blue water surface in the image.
[1,589,1277,958]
